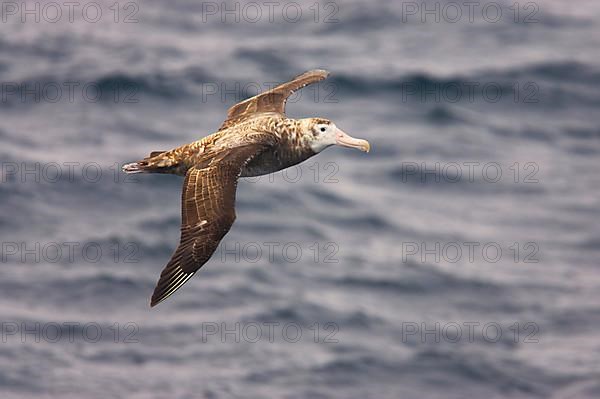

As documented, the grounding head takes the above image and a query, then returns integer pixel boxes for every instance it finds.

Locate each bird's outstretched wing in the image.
[150,142,269,307]
[218,69,329,131]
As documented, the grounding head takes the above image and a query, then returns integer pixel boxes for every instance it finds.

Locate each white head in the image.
[303,118,370,153]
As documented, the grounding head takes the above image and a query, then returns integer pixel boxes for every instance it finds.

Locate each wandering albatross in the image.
[123,69,370,307]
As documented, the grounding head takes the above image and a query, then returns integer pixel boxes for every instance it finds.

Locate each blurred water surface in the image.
[1,0,600,398]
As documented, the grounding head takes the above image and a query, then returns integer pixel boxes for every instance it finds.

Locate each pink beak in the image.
[335,128,370,152]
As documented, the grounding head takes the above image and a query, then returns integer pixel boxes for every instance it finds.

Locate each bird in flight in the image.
[123,70,370,307]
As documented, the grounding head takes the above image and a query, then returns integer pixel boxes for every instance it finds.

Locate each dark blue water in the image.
[1,0,600,398]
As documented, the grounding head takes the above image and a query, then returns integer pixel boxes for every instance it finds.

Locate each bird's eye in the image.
[320,127,326,132]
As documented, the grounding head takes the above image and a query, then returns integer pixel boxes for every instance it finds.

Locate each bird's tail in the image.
[122,151,175,174]
[122,161,147,174]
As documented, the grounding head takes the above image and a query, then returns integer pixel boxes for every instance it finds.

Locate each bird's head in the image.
[301,118,370,154]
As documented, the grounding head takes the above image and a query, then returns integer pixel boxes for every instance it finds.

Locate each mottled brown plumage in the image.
[123,69,370,307]
[218,69,329,130]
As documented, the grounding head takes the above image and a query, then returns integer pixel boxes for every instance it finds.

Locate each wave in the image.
[326,61,600,109]
[404,348,554,396]
[331,266,505,298]
[4,60,598,110]
[386,163,546,195]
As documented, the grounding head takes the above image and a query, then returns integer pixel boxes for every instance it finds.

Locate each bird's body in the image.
[132,114,316,178]
[123,70,370,307]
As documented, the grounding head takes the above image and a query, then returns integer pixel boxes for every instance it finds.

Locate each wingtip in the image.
[314,69,330,78]
[299,69,330,79]
[150,294,165,308]
[150,291,168,307]
[149,268,196,308]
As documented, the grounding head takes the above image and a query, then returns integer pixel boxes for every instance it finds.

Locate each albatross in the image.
[123,69,370,307]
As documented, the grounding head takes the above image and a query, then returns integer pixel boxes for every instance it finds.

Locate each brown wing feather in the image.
[218,69,329,130]
[150,143,268,307]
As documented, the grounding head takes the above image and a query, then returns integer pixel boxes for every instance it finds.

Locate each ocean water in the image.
[1,0,600,398]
